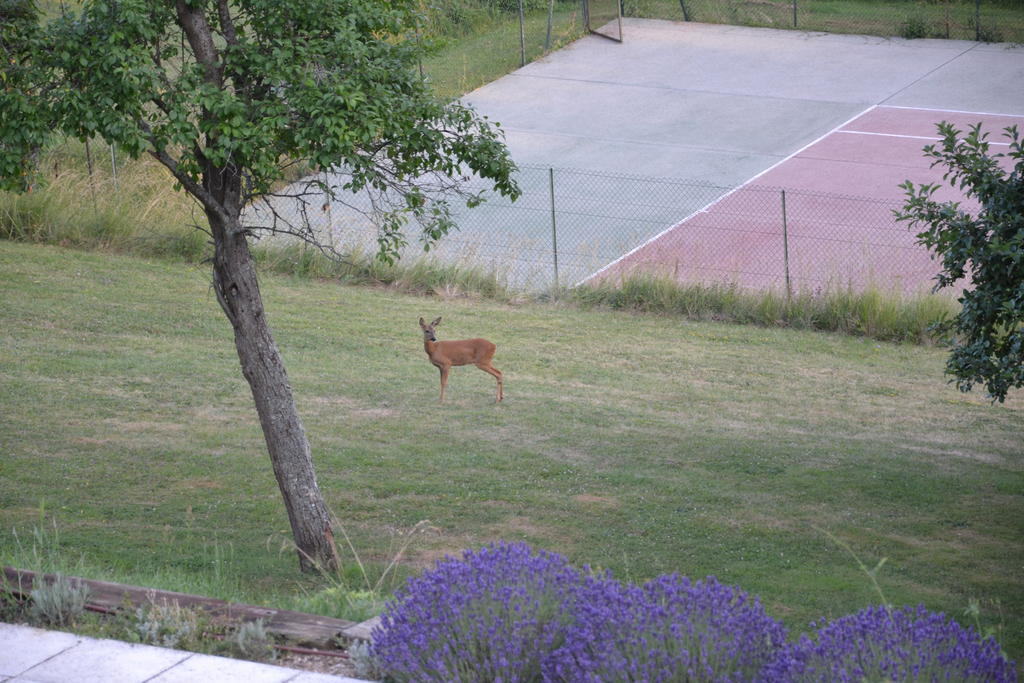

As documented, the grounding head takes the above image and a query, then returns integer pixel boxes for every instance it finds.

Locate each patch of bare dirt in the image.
[276,649,362,679]
[572,494,621,508]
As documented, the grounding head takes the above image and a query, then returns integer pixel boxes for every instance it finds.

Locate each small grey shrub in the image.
[349,640,384,680]
[29,575,90,627]
[134,602,199,649]
[234,618,276,662]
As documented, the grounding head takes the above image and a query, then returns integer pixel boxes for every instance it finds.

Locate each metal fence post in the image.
[549,167,559,292]
[782,189,792,301]
[110,143,118,191]
[792,0,798,28]
[518,0,527,67]
[678,0,691,21]
[546,0,554,50]
[323,170,334,250]
[84,138,98,212]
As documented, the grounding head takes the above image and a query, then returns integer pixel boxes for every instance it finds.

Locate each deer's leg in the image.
[478,363,503,402]
[438,365,450,403]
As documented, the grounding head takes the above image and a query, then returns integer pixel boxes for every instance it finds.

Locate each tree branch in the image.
[174,0,222,87]
[217,0,239,47]
[139,120,235,230]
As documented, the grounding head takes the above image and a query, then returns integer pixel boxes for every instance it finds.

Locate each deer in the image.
[419,316,503,403]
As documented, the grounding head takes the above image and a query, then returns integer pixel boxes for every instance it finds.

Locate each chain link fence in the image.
[253,165,935,295]
[418,0,585,97]
[421,0,1023,81]
[588,181,937,294]
[625,0,1023,42]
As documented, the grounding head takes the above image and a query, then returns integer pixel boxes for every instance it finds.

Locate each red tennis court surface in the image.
[589,106,1024,293]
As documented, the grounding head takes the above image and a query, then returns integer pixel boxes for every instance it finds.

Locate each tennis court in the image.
[590,105,1024,292]
[280,19,1024,291]
[455,19,1024,291]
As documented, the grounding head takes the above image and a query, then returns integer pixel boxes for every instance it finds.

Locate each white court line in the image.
[838,129,1013,146]
[576,105,881,286]
[840,130,941,142]
[881,104,1024,120]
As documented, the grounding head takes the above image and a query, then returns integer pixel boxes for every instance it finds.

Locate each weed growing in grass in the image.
[284,517,435,623]
[298,587,383,624]
[7,508,85,578]
[815,526,891,611]
[964,598,1008,651]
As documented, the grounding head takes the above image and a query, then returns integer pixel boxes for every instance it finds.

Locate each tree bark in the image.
[208,214,338,573]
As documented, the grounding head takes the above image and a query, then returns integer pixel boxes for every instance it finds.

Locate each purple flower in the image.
[548,574,787,682]
[371,542,1015,683]
[761,604,1017,682]
[371,541,586,682]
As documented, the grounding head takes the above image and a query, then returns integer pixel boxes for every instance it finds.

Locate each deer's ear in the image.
[419,317,426,327]
[432,317,442,327]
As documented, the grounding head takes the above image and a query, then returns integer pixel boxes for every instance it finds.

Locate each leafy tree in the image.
[0,0,51,188]
[1,0,519,570]
[897,122,1023,403]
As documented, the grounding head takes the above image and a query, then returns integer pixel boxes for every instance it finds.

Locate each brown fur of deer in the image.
[419,316,503,403]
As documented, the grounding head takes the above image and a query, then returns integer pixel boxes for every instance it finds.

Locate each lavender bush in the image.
[547,574,787,682]
[371,542,585,682]
[760,604,1017,682]
[372,542,1016,682]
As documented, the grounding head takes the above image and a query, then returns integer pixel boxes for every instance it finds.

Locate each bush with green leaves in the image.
[897,122,1024,403]
[898,15,931,39]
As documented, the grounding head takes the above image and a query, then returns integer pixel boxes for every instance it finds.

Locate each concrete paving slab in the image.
[0,624,81,678]
[147,652,300,683]
[0,624,371,683]
[291,673,368,683]
[10,632,190,683]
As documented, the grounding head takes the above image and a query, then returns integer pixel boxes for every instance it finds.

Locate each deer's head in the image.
[419,316,442,342]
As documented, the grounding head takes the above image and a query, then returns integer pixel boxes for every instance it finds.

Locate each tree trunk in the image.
[209,216,338,573]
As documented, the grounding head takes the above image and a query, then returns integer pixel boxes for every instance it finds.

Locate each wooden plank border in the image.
[2,567,372,647]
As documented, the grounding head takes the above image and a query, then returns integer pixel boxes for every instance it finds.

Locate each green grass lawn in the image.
[1,241,1022,659]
